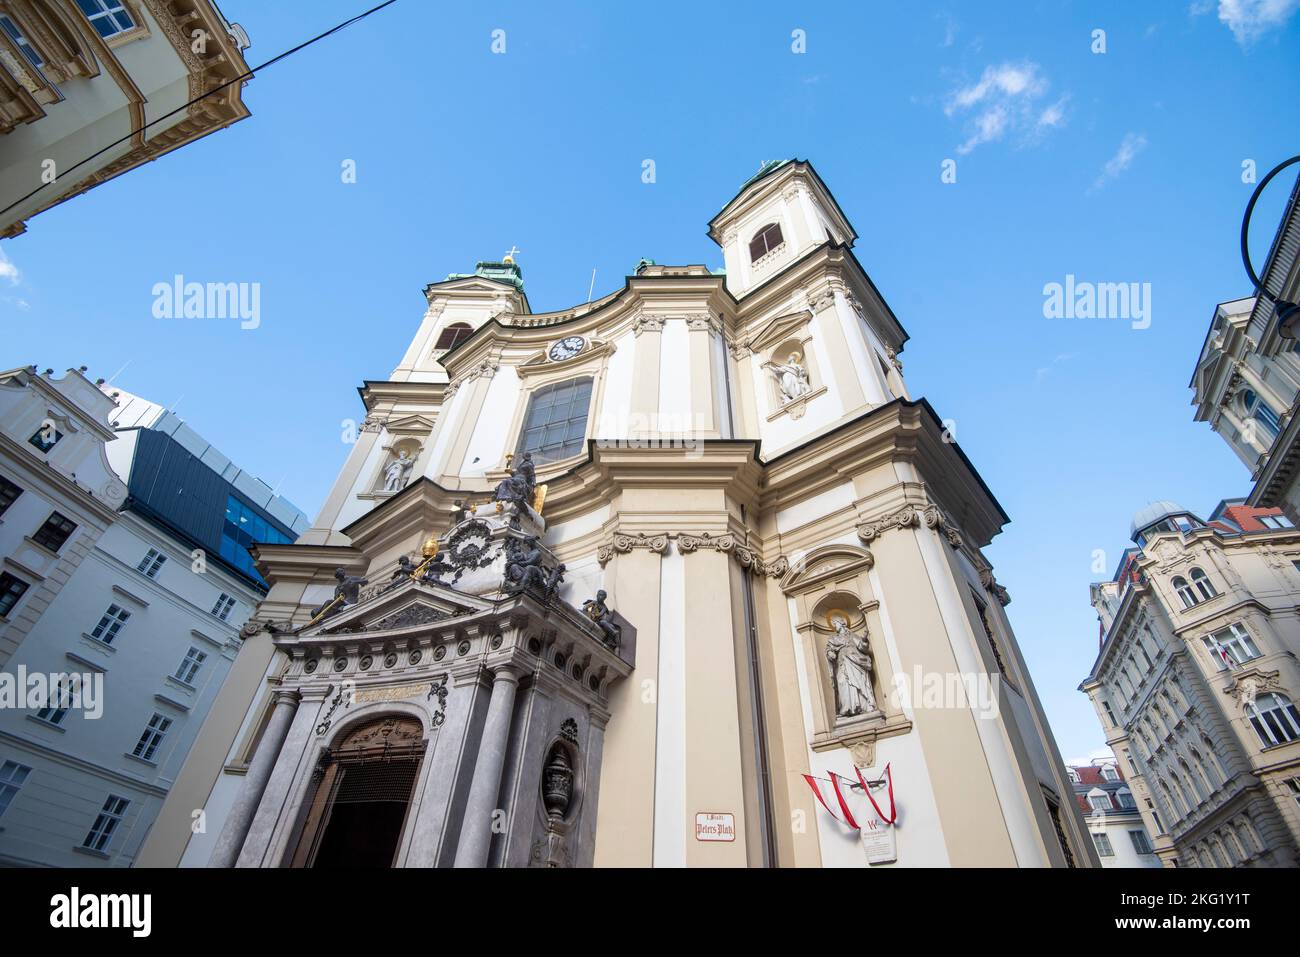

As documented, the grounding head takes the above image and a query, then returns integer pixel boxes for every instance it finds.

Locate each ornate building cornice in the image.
[631,310,664,337]
[595,531,669,565]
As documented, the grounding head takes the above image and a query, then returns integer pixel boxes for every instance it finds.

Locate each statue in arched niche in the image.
[383,447,416,491]
[826,615,877,718]
[769,350,811,403]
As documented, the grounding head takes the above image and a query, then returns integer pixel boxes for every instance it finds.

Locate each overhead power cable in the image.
[1,0,401,221]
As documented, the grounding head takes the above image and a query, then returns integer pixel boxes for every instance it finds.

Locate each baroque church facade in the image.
[144,160,1092,868]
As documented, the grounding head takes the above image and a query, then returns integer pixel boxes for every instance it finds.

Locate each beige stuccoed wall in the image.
[591,547,661,865]
[135,631,280,866]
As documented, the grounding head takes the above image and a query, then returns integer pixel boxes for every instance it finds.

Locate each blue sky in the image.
[3,1,1299,762]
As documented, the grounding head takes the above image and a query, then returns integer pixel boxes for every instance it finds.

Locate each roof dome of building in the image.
[1129,501,1192,540]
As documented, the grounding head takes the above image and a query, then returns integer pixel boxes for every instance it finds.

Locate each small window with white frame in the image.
[1202,622,1261,671]
[1128,829,1153,854]
[89,603,130,645]
[1088,792,1112,812]
[173,647,207,686]
[82,794,129,853]
[75,0,135,39]
[136,548,166,579]
[211,593,236,621]
[131,712,172,762]
[0,760,31,819]
[1091,832,1114,856]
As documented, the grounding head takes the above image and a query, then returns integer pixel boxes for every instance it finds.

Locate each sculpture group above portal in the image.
[493,451,537,511]
[505,534,565,601]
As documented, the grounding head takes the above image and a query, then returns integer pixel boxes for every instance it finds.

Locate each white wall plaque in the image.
[860,818,897,864]
[695,812,736,842]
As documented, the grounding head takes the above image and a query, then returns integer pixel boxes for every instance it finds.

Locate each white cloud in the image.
[1034,353,1076,385]
[944,61,1064,155]
[1091,132,1148,191]
[0,249,19,285]
[1194,0,1300,45]
[938,13,958,48]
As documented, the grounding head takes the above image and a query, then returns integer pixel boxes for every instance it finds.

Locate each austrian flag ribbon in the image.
[802,763,896,829]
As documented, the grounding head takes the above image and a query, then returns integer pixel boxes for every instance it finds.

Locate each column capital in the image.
[272,687,303,707]
[489,663,525,684]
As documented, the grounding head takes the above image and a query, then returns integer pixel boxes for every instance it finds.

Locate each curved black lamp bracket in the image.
[1241,155,1300,339]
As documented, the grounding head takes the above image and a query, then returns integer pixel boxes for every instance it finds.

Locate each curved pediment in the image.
[515,338,616,379]
[780,542,875,595]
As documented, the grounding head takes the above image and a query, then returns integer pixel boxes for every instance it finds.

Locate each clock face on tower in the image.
[548,336,586,361]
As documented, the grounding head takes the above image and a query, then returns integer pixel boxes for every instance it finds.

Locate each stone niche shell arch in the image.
[781,542,911,756]
[372,435,423,493]
[764,334,823,417]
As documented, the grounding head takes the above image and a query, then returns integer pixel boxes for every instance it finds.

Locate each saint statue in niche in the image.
[769,351,811,403]
[383,448,415,491]
[826,616,877,718]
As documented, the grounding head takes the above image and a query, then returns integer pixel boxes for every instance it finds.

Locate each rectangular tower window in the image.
[89,603,130,645]
[1128,830,1153,854]
[1091,832,1114,857]
[82,795,129,852]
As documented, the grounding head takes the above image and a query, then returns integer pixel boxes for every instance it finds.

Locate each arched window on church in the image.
[748,222,784,262]
[434,322,473,351]
[516,377,593,464]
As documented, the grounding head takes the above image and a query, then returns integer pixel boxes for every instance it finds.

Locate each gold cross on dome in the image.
[503,245,521,263]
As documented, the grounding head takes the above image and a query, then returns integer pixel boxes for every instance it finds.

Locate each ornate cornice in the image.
[855,503,1009,605]
[855,504,923,543]
[686,313,721,336]
[445,359,498,398]
[676,531,735,554]
[632,310,665,337]
[595,531,669,565]
[803,284,836,313]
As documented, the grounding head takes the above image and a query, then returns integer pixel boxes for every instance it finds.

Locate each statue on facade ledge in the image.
[383,555,416,592]
[310,568,369,622]
[493,451,537,511]
[583,590,622,649]
[505,535,564,601]
[827,618,877,717]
